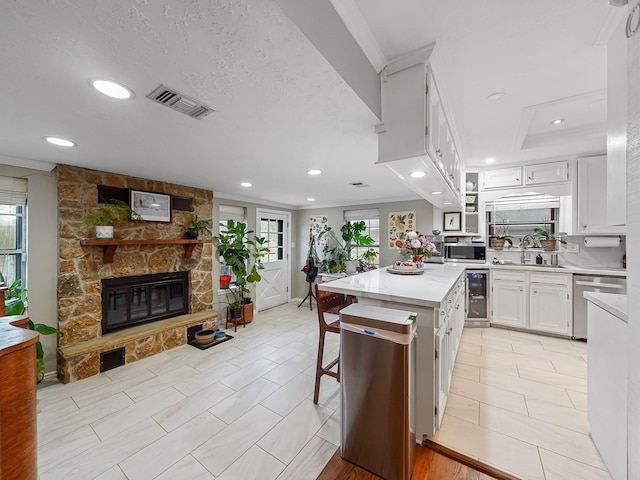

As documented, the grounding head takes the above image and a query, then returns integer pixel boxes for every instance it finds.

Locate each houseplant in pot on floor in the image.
[214,220,269,324]
[318,221,376,274]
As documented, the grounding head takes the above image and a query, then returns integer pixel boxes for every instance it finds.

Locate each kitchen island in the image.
[319,263,466,440]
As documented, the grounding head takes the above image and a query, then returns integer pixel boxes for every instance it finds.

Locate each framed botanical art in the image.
[130,190,172,222]
[388,211,415,248]
[443,212,461,231]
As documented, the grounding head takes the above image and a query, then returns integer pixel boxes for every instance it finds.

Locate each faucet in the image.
[520,234,536,264]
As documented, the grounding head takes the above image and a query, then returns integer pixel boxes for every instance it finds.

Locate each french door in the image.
[255,210,290,311]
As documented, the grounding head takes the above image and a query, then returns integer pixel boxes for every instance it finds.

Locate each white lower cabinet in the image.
[491,269,572,336]
[491,271,527,328]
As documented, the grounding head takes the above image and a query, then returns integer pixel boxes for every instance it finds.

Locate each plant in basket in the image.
[398,231,437,266]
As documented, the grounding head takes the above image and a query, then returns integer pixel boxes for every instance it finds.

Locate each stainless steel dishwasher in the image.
[339,303,417,480]
[573,274,627,339]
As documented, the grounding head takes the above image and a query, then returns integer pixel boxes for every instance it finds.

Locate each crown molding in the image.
[329,0,387,72]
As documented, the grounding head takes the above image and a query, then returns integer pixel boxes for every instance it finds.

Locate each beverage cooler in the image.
[465,270,489,327]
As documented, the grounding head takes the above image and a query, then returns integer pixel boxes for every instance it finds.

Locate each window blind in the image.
[344,208,379,221]
[0,176,27,205]
[219,205,245,222]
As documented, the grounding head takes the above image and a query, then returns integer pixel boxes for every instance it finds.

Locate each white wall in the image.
[0,164,58,374]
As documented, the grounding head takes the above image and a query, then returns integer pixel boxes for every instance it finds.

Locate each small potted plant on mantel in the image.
[81,199,144,240]
[185,215,213,239]
[214,220,269,324]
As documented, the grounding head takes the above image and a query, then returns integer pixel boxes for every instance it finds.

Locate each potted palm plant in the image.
[81,199,144,239]
[214,220,269,322]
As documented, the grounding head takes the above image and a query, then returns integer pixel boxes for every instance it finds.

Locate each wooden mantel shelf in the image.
[80,239,207,263]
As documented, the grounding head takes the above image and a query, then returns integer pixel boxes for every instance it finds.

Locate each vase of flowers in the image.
[398,231,437,269]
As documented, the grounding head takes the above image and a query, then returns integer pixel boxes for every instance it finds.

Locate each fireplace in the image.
[101,272,190,334]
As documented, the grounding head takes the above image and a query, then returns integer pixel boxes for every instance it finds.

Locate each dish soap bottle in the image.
[536,253,543,265]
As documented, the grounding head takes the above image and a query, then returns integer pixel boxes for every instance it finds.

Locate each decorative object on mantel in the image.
[215,220,269,327]
[81,199,144,239]
[398,231,436,269]
[130,190,171,222]
[388,211,415,248]
[184,215,212,239]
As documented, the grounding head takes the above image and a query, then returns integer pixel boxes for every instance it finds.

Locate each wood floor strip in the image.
[422,439,522,480]
[316,444,509,480]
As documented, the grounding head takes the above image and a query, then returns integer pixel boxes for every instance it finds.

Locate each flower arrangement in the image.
[398,231,437,262]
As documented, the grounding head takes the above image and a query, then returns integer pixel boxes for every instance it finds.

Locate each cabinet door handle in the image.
[516,177,520,182]
[583,225,587,229]
[529,172,534,181]
[519,287,523,291]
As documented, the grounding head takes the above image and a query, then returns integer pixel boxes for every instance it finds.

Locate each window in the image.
[0,177,27,287]
[344,209,380,267]
[486,195,560,245]
[260,217,285,262]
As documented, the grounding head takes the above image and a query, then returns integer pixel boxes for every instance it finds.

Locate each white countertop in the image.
[482,263,627,277]
[318,263,466,308]
[584,292,628,323]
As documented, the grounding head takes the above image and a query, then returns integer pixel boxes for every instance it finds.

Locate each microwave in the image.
[444,243,487,264]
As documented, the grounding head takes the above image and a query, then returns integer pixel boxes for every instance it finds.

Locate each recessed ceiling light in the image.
[486,92,505,101]
[43,136,76,147]
[307,198,315,202]
[443,202,452,205]
[552,118,565,125]
[307,169,322,175]
[486,157,496,164]
[410,171,426,178]
[240,182,252,188]
[431,191,443,195]
[91,79,134,99]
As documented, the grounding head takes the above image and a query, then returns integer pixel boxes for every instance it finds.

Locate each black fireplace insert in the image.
[101,271,189,334]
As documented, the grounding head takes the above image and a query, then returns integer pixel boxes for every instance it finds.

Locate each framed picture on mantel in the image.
[443,212,461,231]
[130,190,171,222]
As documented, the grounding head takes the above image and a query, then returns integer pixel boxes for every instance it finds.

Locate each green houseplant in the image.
[185,215,212,239]
[214,220,269,319]
[489,227,513,250]
[4,278,61,383]
[81,199,144,239]
[318,221,375,274]
[533,228,566,251]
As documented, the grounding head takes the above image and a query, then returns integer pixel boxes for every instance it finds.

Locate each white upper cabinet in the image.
[578,155,625,234]
[482,166,522,190]
[524,161,568,185]
[377,46,464,208]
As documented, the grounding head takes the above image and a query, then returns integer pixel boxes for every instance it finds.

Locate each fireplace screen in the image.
[101,271,189,334]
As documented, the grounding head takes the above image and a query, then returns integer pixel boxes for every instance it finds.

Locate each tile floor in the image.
[37,302,610,480]
[434,326,611,480]
[37,303,341,480]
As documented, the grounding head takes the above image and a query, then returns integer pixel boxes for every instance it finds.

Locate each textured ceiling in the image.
[0,0,413,209]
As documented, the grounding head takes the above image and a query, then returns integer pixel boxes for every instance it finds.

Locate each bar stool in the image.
[313,284,356,404]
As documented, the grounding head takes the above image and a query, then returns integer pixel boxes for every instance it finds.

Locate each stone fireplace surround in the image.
[56,165,219,383]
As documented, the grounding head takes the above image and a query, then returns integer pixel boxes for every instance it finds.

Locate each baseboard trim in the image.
[422,439,523,480]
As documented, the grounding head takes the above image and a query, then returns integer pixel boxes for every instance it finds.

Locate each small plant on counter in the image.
[489,227,513,250]
[533,228,566,251]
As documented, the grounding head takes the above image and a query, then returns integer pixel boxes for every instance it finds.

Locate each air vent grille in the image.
[350,182,369,188]
[146,84,214,120]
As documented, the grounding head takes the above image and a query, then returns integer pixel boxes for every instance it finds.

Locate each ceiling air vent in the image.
[146,84,214,120]
[350,182,369,188]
